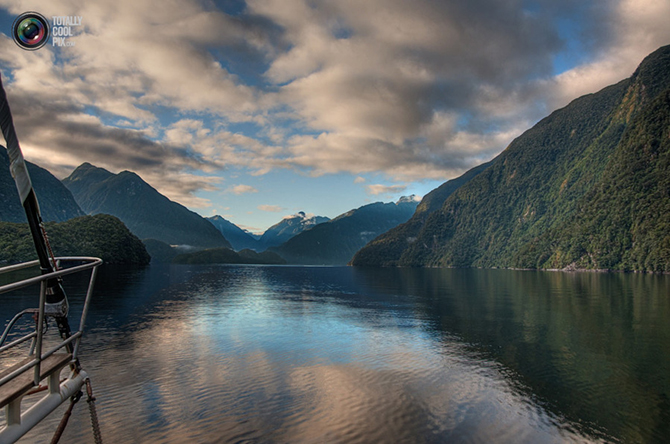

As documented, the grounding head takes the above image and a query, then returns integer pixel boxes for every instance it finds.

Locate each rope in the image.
[86,378,103,444]
[40,223,59,270]
[49,378,103,444]
[50,390,82,444]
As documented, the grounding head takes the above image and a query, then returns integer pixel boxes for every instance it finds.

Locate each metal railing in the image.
[0,257,102,388]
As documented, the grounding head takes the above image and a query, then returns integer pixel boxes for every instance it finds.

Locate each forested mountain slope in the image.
[353,44,670,272]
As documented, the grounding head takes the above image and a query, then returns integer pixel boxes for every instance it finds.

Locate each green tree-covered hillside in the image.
[0,214,150,265]
[353,44,670,272]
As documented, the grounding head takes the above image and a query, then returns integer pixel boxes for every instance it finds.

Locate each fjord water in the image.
[3,265,669,443]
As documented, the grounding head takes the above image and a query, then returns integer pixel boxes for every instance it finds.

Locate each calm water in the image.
[1,265,669,443]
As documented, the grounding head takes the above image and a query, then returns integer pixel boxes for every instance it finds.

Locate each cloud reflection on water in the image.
[37,266,609,444]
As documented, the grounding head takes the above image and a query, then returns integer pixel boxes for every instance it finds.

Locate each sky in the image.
[0,0,668,234]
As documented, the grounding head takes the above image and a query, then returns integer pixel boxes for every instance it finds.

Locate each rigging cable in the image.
[50,390,82,444]
[86,378,103,444]
[49,379,103,444]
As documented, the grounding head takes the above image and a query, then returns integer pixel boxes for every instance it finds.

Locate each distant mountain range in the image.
[271,197,420,265]
[207,212,331,252]
[260,212,330,248]
[351,164,491,266]
[207,200,419,265]
[63,163,231,249]
[353,44,670,273]
[0,148,84,223]
[206,215,261,251]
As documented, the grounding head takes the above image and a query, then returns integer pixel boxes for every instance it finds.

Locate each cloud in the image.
[354,176,366,184]
[258,204,284,212]
[0,0,275,126]
[0,0,669,210]
[282,211,315,220]
[251,0,670,182]
[0,0,279,207]
[229,184,259,195]
[245,0,602,180]
[236,223,263,235]
[286,128,507,181]
[250,0,569,176]
[545,0,670,110]
[366,184,407,196]
[163,119,285,175]
[0,35,226,207]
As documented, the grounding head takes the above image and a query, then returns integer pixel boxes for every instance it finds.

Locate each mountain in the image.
[271,197,420,265]
[259,212,330,248]
[206,215,261,251]
[1,147,84,223]
[518,87,670,272]
[62,163,231,249]
[353,44,670,272]
[142,238,179,263]
[172,247,286,265]
[0,214,150,265]
[352,162,491,266]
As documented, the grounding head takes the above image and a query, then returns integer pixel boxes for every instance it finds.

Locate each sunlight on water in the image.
[2,265,669,443]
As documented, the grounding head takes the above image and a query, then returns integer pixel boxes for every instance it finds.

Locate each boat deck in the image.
[0,353,72,409]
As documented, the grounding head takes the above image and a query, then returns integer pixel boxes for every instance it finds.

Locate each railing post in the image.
[1,257,102,443]
[73,266,99,361]
[5,398,21,426]
[48,371,61,395]
[33,280,47,386]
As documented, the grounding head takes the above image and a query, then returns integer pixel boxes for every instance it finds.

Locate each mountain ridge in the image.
[63,163,231,249]
[351,162,492,266]
[259,212,330,248]
[353,44,670,272]
[1,148,84,223]
[272,198,420,265]
[206,215,261,251]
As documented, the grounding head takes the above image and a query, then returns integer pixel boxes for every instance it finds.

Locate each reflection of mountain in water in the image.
[351,267,670,443]
[7,265,666,443]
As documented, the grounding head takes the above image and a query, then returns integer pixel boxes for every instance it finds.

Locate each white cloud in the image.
[545,0,670,110]
[367,184,407,196]
[237,223,263,235]
[0,0,278,208]
[163,119,285,175]
[230,184,259,195]
[258,204,284,212]
[282,212,315,220]
[1,0,669,210]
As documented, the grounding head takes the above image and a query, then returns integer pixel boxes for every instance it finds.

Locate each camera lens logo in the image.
[12,12,50,51]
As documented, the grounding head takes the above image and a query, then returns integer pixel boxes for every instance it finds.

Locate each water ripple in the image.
[6,265,668,443]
